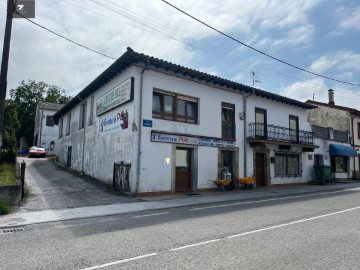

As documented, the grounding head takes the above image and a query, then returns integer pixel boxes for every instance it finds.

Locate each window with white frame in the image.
[66,113,71,135]
[275,153,301,177]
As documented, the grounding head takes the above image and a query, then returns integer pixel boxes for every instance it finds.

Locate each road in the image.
[1,187,360,269]
[17,157,137,211]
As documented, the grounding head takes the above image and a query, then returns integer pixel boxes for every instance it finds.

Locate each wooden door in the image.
[256,153,266,186]
[175,148,192,192]
[67,146,72,167]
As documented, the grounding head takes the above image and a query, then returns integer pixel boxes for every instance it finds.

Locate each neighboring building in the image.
[33,101,64,156]
[53,48,317,196]
[306,90,359,179]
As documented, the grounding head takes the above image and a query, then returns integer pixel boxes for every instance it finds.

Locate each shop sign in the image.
[151,131,235,148]
[100,110,129,136]
[96,77,134,116]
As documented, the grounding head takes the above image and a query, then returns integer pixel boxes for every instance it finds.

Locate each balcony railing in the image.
[248,123,314,145]
[311,125,349,143]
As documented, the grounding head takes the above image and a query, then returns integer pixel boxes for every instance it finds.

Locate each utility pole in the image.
[0,0,15,160]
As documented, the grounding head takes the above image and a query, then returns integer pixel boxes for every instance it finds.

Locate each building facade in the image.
[33,101,64,156]
[306,90,359,179]
[53,48,317,195]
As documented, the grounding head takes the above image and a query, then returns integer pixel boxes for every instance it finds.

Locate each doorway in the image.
[255,153,266,186]
[175,147,192,192]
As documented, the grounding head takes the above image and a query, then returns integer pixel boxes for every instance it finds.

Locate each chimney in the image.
[328,89,335,106]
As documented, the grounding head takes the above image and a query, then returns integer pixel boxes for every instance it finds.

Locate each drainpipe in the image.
[78,95,87,174]
[135,59,150,195]
[243,92,253,177]
[39,109,44,146]
[348,112,356,179]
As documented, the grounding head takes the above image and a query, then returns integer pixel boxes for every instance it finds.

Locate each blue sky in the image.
[1,0,359,108]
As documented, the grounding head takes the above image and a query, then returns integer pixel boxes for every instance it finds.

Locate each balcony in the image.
[247,123,315,146]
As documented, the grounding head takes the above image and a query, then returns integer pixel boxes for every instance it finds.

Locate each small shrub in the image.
[0,203,10,215]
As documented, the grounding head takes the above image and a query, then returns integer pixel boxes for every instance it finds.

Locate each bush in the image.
[1,149,17,163]
[0,163,17,186]
[0,202,10,215]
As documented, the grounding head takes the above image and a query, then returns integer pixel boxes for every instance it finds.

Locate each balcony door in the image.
[289,115,299,142]
[255,108,267,138]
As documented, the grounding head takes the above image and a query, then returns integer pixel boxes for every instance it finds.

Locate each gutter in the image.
[135,59,150,195]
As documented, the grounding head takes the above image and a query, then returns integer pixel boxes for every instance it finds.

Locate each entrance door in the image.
[175,148,192,192]
[67,146,72,167]
[255,153,266,186]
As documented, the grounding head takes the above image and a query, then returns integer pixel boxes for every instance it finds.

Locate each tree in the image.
[1,99,20,162]
[9,80,71,145]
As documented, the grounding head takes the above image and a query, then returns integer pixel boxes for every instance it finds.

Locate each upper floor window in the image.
[46,115,54,127]
[152,90,198,124]
[289,115,299,142]
[222,103,235,139]
[255,108,266,137]
[66,113,71,135]
[79,103,86,130]
[89,95,94,126]
[59,118,63,138]
[358,123,360,139]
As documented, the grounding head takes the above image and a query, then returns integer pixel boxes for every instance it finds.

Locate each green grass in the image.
[0,163,17,186]
[0,202,10,215]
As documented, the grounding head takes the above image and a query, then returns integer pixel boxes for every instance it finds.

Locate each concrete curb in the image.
[1,182,360,229]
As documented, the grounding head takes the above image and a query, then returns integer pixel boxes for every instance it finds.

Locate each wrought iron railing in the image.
[311,125,349,143]
[248,123,314,144]
[333,130,349,143]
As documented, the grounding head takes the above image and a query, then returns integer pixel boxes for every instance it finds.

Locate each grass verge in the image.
[0,202,10,215]
[0,163,17,186]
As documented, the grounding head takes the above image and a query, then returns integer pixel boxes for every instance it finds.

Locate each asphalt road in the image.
[18,157,137,211]
[1,187,360,269]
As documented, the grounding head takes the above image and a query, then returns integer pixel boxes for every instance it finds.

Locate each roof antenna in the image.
[313,91,315,101]
[251,70,261,87]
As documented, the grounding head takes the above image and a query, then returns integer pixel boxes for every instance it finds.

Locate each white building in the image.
[53,48,317,196]
[307,90,359,180]
[33,101,64,156]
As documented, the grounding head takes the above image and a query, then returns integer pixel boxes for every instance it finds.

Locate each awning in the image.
[329,144,357,157]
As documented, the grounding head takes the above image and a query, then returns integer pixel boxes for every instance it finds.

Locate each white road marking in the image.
[227,205,360,239]
[190,188,360,211]
[169,239,221,251]
[133,212,170,218]
[78,253,158,270]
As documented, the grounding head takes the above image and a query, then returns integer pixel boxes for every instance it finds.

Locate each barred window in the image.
[275,153,300,177]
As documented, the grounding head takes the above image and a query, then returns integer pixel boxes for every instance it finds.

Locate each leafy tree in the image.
[9,80,71,145]
[1,100,20,162]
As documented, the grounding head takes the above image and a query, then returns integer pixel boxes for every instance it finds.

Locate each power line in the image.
[159,0,360,87]
[18,13,116,60]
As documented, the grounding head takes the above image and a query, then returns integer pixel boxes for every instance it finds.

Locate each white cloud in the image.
[309,51,360,75]
[339,6,360,31]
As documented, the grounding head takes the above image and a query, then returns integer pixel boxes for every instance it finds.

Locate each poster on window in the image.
[99,110,129,136]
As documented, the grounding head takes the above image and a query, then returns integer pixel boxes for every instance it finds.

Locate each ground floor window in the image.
[330,156,348,173]
[275,153,300,177]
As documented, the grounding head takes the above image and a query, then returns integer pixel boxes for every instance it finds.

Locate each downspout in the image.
[243,92,253,177]
[349,112,355,179]
[135,59,150,195]
[39,109,43,146]
[78,95,87,174]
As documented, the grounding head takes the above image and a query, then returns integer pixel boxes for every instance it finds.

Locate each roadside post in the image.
[20,160,26,199]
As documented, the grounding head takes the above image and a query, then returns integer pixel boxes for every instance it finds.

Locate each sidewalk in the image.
[1,181,360,228]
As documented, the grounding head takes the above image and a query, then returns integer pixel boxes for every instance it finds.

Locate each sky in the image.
[1,0,359,109]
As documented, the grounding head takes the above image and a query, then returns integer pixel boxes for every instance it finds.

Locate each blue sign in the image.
[143,119,153,127]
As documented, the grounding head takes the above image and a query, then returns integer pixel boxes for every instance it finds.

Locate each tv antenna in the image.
[251,70,261,87]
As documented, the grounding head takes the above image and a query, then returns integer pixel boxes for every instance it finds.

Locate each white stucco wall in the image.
[56,67,137,187]
[36,109,60,156]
